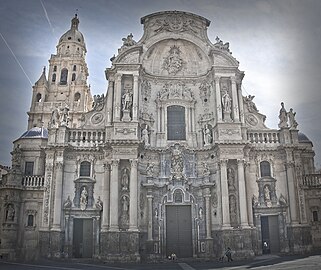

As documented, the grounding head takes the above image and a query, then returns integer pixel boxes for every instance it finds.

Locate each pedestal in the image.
[122,109,131,121]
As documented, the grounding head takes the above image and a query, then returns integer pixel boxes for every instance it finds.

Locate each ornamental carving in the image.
[245,114,258,126]
[92,94,105,111]
[115,127,136,135]
[141,80,151,101]
[91,112,104,125]
[162,46,184,75]
[157,81,194,101]
[153,14,200,34]
[199,81,211,99]
[219,129,240,136]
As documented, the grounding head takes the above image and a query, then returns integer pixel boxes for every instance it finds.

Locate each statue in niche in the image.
[80,186,88,210]
[203,124,212,146]
[122,89,133,111]
[50,107,60,128]
[92,94,105,111]
[141,125,149,145]
[63,196,72,208]
[222,90,232,113]
[60,104,70,127]
[244,95,258,112]
[121,33,136,48]
[170,145,184,181]
[95,196,103,210]
[264,185,271,201]
[227,168,235,188]
[146,162,155,177]
[252,195,259,207]
[199,207,203,220]
[278,102,288,128]
[121,168,130,191]
[6,204,15,221]
[287,108,298,129]
[121,196,129,213]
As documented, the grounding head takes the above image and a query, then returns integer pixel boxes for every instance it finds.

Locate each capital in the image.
[130,159,138,168]
[111,159,120,167]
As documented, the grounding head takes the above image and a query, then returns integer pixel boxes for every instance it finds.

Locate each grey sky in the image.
[0,0,321,167]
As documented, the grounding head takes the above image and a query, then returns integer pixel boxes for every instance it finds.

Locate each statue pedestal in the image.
[122,110,131,122]
[223,111,232,122]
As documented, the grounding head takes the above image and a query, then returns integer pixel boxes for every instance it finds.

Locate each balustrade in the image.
[68,129,105,146]
[303,174,321,187]
[22,175,45,187]
[247,130,280,144]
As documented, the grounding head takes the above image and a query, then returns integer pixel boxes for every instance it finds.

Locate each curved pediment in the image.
[142,39,211,77]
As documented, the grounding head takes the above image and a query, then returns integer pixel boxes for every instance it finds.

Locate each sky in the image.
[0,0,321,167]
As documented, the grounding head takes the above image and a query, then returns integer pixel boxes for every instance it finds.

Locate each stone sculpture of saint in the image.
[50,107,60,128]
[278,102,288,128]
[80,187,88,210]
[121,168,129,190]
[146,162,154,177]
[203,124,212,146]
[63,196,72,208]
[287,108,298,129]
[95,196,103,210]
[122,196,129,213]
[227,168,235,188]
[6,204,15,221]
[170,145,184,181]
[141,125,149,145]
[264,185,271,201]
[222,90,232,113]
[122,90,132,111]
[60,104,70,127]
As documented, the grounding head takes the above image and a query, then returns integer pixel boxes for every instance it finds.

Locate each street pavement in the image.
[1,253,321,270]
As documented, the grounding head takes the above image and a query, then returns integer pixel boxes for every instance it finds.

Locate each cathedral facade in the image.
[0,11,320,261]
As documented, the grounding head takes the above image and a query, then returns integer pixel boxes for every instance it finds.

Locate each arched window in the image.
[27,215,34,226]
[73,65,76,71]
[313,210,319,222]
[174,190,183,203]
[36,93,42,102]
[167,105,186,140]
[53,66,57,72]
[80,161,91,177]
[52,73,56,82]
[71,73,76,81]
[260,161,271,177]
[60,68,68,85]
[74,92,81,101]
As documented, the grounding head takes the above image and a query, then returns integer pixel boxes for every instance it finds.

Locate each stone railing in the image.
[68,129,106,147]
[22,175,45,187]
[302,174,321,188]
[247,130,280,144]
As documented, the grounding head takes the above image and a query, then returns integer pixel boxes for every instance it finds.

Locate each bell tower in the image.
[27,14,92,129]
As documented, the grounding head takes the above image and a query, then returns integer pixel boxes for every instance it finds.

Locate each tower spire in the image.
[71,13,79,30]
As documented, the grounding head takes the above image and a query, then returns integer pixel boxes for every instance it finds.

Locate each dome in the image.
[298,132,312,143]
[20,127,48,139]
[58,14,86,51]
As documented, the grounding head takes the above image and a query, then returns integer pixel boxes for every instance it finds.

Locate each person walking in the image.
[225,247,233,262]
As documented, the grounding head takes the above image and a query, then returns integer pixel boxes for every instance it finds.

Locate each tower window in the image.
[167,105,186,140]
[25,162,34,176]
[313,210,319,222]
[73,65,76,71]
[52,73,56,82]
[27,215,34,227]
[53,66,57,72]
[260,161,271,177]
[36,93,42,102]
[60,68,68,85]
[71,73,76,81]
[74,92,81,101]
[80,161,91,177]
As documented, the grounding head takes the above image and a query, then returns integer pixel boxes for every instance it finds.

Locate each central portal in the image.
[166,205,193,258]
[73,218,93,258]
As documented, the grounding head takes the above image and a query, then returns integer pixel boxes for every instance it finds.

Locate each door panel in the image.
[166,205,192,258]
[73,219,93,258]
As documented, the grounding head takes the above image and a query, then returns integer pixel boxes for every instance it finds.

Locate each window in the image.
[60,68,68,85]
[25,162,34,176]
[167,105,186,140]
[80,161,91,177]
[73,65,76,71]
[74,92,81,101]
[313,210,318,222]
[27,215,34,226]
[71,73,76,81]
[52,73,56,82]
[53,66,57,72]
[36,93,42,102]
[260,161,271,177]
[174,190,183,203]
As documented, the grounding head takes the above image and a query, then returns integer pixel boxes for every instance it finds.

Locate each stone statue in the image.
[264,185,271,201]
[278,102,288,128]
[121,33,136,48]
[227,168,235,188]
[162,45,183,75]
[287,108,298,129]
[244,95,258,112]
[252,195,259,207]
[95,196,103,210]
[279,194,287,206]
[141,125,149,145]
[121,168,129,190]
[146,162,155,177]
[63,196,72,208]
[170,145,184,181]
[80,187,88,210]
[122,196,129,213]
[50,107,60,128]
[92,94,105,111]
[202,162,210,177]
[203,124,212,146]
[199,207,203,220]
[6,204,15,221]
[60,104,70,127]
[122,89,132,111]
[222,90,232,113]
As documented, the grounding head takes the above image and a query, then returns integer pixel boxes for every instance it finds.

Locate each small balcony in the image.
[247,130,280,144]
[22,175,45,188]
[302,174,321,188]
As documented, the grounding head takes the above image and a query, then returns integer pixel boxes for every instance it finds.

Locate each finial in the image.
[43,66,46,74]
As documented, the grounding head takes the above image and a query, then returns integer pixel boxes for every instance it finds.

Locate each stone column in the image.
[129,159,138,231]
[114,74,122,121]
[52,161,63,231]
[109,159,120,231]
[220,159,231,228]
[215,76,222,122]
[101,163,111,232]
[231,76,240,122]
[286,162,299,224]
[237,159,249,227]
[204,188,212,239]
[237,81,245,123]
[106,80,114,125]
[132,75,139,121]
[147,193,153,241]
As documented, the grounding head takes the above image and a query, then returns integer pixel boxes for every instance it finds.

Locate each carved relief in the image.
[153,14,200,34]
[245,114,258,127]
[162,46,184,75]
[157,81,194,101]
[141,80,151,101]
[91,112,104,125]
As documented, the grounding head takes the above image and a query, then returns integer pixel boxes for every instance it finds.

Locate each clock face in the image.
[91,112,104,125]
